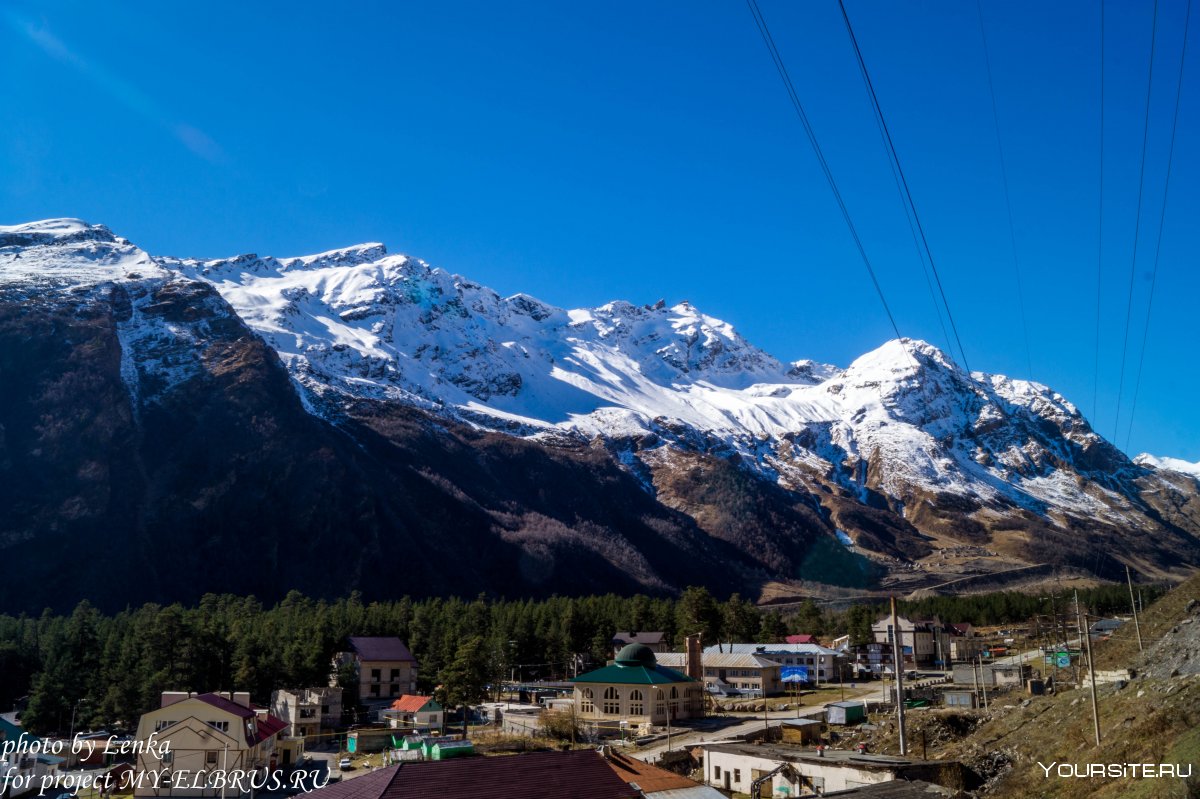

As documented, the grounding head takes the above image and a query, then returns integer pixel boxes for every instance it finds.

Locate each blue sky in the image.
[2,0,1196,461]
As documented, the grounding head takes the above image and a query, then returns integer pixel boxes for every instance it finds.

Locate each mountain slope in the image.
[2,220,1198,611]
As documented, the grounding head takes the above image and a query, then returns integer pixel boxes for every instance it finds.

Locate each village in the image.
[0,606,1134,799]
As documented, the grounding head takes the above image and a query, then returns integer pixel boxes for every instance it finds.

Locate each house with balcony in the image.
[270,687,342,738]
[132,691,288,797]
[871,615,952,668]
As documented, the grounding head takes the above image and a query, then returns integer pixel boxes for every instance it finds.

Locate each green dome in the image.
[615,643,657,667]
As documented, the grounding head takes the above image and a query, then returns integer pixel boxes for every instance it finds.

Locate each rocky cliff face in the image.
[1,220,1197,611]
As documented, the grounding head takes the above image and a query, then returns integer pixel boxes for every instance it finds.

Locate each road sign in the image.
[781,666,809,683]
[1055,652,1071,668]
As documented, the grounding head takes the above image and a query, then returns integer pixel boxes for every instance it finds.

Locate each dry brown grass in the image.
[1093,571,1200,670]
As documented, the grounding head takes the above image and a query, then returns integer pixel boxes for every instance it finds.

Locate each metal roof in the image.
[571,663,694,686]
[703,643,842,657]
[305,750,638,799]
[348,637,416,662]
[656,652,780,670]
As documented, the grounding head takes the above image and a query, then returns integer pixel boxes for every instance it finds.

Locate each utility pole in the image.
[1075,585,1099,748]
[890,596,907,756]
[977,656,989,711]
[1073,593,1086,658]
[763,694,770,741]
[1126,566,1144,652]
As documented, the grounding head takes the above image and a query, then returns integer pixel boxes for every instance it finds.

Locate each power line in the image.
[1113,0,1160,442]
[743,0,904,343]
[1124,0,1192,451]
[1093,0,1106,423]
[975,0,1034,382]
[835,0,972,378]
[845,0,955,359]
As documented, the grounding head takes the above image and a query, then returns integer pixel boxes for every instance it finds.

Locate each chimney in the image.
[160,692,190,708]
[685,634,703,681]
[234,692,251,708]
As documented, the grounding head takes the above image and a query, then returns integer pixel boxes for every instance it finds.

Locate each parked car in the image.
[339,757,352,771]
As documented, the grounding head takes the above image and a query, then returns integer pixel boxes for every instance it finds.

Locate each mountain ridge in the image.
[2,218,1197,611]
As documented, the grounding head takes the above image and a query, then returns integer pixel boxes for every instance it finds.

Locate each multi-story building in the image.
[702,644,849,684]
[270,687,342,738]
[843,641,897,677]
[332,637,418,706]
[132,691,288,797]
[871,615,952,668]
[656,652,783,697]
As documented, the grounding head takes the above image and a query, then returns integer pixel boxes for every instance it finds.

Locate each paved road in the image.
[629,685,882,762]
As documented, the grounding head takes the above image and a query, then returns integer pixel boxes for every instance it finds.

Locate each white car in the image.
[338,757,352,771]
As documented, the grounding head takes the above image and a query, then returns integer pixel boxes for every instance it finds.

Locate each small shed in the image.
[399,735,427,751]
[942,690,977,709]
[780,717,824,744]
[825,701,867,725]
[421,736,461,758]
[430,740,475,760]
[346,730,389,754]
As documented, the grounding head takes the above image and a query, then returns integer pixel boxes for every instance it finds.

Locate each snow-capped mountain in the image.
[1135,453,1200,479]
[2,219,1198,611]
[162,236,1140,521]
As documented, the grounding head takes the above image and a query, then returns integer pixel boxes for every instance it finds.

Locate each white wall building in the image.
[701,742,963,795]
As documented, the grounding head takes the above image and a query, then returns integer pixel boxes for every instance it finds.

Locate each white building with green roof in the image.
[570,644,703,727]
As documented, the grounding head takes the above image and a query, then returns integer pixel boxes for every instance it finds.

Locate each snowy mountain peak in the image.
[844,338,959,382]
[0,218,164,289]
[0,218,118,245]
[281,242,389,270]
[1136,453,1200,478]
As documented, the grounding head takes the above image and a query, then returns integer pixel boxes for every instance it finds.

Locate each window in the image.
[734,769,741,782]
[371,668,382,682]
[713,766,722,779]
[629,690,643,716]
[370,684,380,697]
[161,751,173,765]
[390,683,399,696]
[154,720,177,732]
[207,720,230,732]
[581,689,594,713]
[655,689,665,717]
[321,705,330,714]
[603,687,620,715]
[206,752,218,767]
